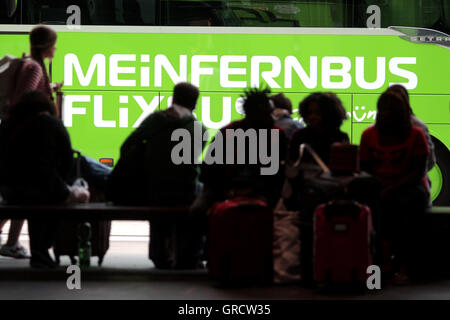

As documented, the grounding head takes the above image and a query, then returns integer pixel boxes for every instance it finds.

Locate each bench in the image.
[0,202,191,266]
[0,202,190,220]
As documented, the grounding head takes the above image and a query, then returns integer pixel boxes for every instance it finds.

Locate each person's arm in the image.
[381,155,427,197]
[382,129,429,196]
[359,129,373,174]
[288,129,302,162]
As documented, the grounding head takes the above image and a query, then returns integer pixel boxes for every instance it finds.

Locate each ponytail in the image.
[29,25,58,117]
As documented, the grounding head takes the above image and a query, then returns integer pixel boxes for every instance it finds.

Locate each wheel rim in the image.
[429,165,443,202]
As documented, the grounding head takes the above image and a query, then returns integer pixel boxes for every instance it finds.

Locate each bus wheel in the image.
[431,138,450,206]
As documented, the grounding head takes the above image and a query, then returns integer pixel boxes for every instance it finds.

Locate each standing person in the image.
[270,93,304,140]
[359,91,430,284]
[288,92,349,164]
[109,82,207,269]
[0,91,89,268]
[0,25,62,259]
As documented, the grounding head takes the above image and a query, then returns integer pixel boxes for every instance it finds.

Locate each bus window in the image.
[444,1,450,31]
[227,0,350,27]
[162,1,239,26]
[0,0,18,23]
[162,0,350,27]
[22,0,119,25]
[357,0,449,34]
[114,0,157,25]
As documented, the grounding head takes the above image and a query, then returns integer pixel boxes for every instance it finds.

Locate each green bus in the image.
[1,0,450,203]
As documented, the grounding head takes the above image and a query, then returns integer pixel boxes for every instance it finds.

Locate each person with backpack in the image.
[0,25,62,259]
[359,90,430,285]
[108,82,207,269]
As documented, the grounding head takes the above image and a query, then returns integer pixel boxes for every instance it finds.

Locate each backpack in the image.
[106,108,197,205]
[0,54,26,118]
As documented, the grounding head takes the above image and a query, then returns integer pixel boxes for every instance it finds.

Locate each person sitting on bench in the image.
[0,91,89,268]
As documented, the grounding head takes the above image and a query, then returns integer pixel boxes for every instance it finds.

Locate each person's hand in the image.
[66,185,90,204]
[52,82,63,92]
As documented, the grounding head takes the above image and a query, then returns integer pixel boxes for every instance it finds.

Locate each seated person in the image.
[270,93,304,140]
[288,92,349,164]
[359,90,429,284]
[200,88,286,209]
[386,84,436,199]
[0,91,89,268]
[110,82,207,269]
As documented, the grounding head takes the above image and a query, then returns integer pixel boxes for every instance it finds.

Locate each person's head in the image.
[270,93,292,114]
[386,84,413,114]
[242,87,274,127]
[172,82,200,111]
[376,91,411,137]
[30,25,57,60]
[9,91,57,120]
[299,92,347,131]
[29,26,57,102]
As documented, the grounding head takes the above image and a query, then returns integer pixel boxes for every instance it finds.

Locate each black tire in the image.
[431,138,450,206]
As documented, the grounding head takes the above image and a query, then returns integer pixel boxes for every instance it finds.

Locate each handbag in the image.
[273,144,327,283]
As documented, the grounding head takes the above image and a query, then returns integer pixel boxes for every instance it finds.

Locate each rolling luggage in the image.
[283,144,380,283]
[53,151,111,266]
[313,200,374,286]
[208,197,273,285]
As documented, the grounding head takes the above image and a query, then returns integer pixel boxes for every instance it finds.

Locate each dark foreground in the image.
[0,241,450,300]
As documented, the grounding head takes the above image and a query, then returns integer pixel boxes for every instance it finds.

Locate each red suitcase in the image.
[208,197,273,285]
[314,200,373,285]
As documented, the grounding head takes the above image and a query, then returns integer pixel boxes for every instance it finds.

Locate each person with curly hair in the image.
[288,92,349,163]
[199,87,286,208]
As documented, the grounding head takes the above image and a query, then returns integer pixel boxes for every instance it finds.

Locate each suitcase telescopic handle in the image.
[294,143,330,174]
[323,200,361,221]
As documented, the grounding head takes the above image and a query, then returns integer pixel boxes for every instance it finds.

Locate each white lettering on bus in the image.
[155,54,187,86]
[321,56,352,89]
[64,53,106,86]
[191,55,218,87]
[389,57,418,89]
[63,54,418,90]
[133,96,160,128]
[94,95,116,127]
[284,56,318,89]
[355,57,385,89]
[250,56,281,88]
[63,95,88,127]
[201,96,232,129]
[109,54,136,87]
[220,55,247,88]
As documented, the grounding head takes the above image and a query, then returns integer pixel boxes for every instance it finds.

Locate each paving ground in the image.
[1,221,450,300]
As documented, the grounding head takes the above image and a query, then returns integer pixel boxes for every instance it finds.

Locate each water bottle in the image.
[78,222,92,268]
